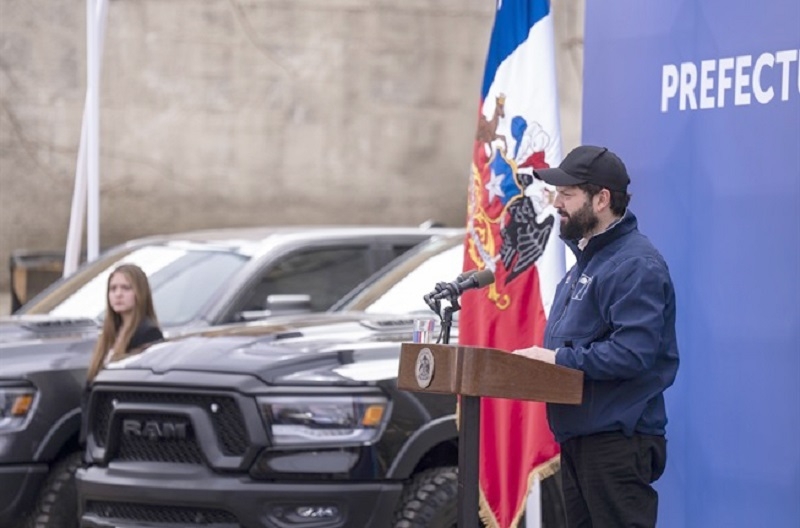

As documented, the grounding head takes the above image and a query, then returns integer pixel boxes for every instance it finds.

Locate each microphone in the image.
[430,269,495,301]
[455,270,478,283]
[424,271,476,306]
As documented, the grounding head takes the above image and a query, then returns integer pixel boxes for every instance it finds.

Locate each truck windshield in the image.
[339,237,464,316]
[21,245,249,327]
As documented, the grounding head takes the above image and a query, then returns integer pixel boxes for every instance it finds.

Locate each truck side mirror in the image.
[237,294,313,322]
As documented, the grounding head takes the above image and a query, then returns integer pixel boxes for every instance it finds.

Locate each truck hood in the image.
[102,312,429,386]
[0,316,100,377]
[0,315,99,345]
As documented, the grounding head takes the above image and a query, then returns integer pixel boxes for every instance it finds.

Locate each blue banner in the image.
[583,1,799,526]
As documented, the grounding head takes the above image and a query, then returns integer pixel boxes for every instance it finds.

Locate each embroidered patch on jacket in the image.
[571,274,593,301]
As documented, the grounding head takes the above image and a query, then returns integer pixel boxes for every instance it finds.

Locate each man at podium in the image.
[514,145,679,528]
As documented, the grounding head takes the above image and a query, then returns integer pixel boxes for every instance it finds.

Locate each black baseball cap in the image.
[534,145,630,192]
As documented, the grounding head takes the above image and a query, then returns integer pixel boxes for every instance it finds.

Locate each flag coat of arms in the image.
[459,1,565,527]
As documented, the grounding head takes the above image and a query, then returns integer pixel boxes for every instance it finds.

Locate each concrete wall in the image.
[0,0,583,294]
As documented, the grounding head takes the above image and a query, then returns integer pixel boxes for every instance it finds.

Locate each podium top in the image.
[398,343,583,404]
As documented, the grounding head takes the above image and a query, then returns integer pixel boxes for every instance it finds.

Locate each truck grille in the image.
[91,390,249,461]
[86,500,239,526]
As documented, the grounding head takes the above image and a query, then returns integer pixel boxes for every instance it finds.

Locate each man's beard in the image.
[559,200,598,241]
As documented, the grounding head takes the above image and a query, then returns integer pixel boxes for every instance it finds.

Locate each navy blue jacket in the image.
[545,210,679,442]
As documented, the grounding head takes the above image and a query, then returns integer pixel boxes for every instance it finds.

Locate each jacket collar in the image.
[564,209,638,260]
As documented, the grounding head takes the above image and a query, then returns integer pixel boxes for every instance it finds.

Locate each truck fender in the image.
[386,414,457,479]
[33,407,82,461]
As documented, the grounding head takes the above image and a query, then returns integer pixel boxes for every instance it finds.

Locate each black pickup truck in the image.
[0,225,450,528]
[76,234,564,528]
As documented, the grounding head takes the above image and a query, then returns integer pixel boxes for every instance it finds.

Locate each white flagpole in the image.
[85,0,100,262]
[64,120,88,277]
[86,0,101,262]
[65,0,108,276]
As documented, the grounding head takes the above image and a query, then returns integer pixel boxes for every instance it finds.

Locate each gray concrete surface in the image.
[0,0,584,291]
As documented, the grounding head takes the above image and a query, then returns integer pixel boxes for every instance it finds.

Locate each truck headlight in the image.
[0,384,37,431]
[257,395,389,447]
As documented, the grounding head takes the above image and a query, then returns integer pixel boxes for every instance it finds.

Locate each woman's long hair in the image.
[86,264,158,382]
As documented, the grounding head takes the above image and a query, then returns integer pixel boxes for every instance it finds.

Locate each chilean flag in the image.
[459,1,565,527]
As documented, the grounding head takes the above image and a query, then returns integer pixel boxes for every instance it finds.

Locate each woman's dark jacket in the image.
[79,319,163,445]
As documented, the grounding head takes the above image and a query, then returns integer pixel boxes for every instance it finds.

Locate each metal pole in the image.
[64,121,87,277]
[86,0,100,261]
[65,0,108,275]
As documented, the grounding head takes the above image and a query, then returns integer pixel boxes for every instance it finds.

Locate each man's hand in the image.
[512,345,556,364]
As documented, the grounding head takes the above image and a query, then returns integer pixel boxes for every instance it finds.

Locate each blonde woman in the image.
[86,264,163,383]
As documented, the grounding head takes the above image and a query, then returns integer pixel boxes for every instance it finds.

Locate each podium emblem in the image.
[415,348,434,388]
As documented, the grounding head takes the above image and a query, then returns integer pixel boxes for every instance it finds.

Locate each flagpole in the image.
[65,0,109,276]
[64,122,87,277]
[86,0,100,262]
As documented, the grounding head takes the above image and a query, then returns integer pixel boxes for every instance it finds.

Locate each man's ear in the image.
[592,188,612,212]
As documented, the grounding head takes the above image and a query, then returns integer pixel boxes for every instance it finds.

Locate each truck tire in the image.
[25,451,81,528]
[393,466,458,528]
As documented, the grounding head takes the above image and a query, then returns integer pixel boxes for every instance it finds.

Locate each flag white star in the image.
[485,170,505,203]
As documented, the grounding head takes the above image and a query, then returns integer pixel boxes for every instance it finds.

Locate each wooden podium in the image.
[398,343,583,528]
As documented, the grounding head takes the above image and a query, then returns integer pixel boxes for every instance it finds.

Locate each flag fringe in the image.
[477,454,561,528]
